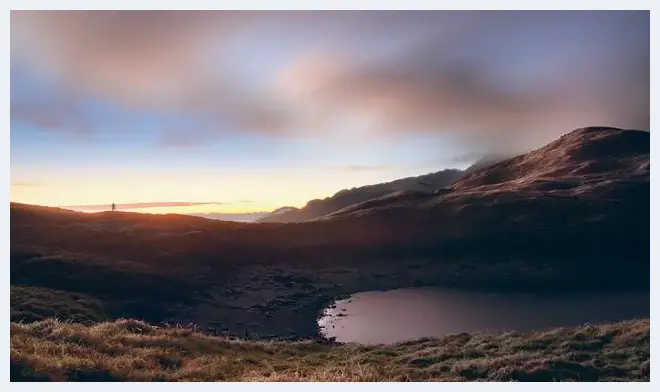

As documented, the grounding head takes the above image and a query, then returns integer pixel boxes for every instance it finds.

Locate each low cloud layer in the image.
[328,165,396,172]
[186,212,269,223]
[11,11,649,154]
[10,182,42,187]
[62,201,226,211]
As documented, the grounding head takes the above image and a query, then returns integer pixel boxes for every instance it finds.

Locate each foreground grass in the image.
[11,318,649,382]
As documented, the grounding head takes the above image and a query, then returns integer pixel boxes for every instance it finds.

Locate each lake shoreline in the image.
[11,252,650,345]
[174,257,650,344]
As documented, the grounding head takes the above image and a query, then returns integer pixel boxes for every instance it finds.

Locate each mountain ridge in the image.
[322,127,649,220]
[256,158,510,223]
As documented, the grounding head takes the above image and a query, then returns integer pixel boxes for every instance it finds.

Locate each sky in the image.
[10,11,650,214]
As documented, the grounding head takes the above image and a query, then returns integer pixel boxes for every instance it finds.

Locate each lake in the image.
[318,287,650,345]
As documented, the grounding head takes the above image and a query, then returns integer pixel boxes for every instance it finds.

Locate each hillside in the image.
[10,126,650,341]
[11,318,649,381]
[451,127,649,191]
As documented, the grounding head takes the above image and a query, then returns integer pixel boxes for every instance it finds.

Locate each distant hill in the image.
[185,212,268,222]
[257,154,513,223]
[257,168,468,223]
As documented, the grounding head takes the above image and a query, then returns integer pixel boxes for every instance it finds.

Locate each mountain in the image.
[257,168,466,223]
[325,126,648,216]
[319,127,649,284]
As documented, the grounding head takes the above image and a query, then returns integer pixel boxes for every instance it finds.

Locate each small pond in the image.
[318,287,650,345]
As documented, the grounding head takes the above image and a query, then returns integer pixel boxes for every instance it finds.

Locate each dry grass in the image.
[11,318,649,382]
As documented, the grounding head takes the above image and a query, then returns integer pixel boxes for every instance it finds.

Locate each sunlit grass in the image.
[11,318,649,382]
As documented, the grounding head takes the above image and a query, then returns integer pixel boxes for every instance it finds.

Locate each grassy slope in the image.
[11,318,649,382]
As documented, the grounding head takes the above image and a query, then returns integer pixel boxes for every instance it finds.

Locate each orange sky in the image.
[10,165,442,213]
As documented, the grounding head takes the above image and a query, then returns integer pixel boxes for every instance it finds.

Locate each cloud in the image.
[61,201,226,211]
[154,131,211,149]
[11,99,92,135]
[329,165,395,172]
[10,182,42,187]
[11,11,650,153]
[12,11,235,107]
[447,151,495,165]
[278,12,649,152]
